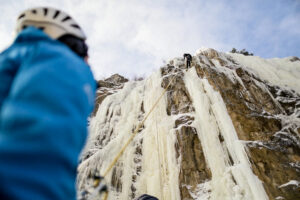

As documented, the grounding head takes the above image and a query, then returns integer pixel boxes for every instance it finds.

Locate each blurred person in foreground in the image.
[0,7,96,199]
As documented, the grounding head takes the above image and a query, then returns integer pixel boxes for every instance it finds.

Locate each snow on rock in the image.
[228,53,300,94]
[186,182,211,200]
[195,47,215,55]
[278,180,300,188]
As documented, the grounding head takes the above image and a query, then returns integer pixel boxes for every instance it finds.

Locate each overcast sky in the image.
[0,0,299,80]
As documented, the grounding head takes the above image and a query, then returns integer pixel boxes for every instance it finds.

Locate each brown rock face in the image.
[92,74,128,116]
[193,50,300,200]
[175,126,212,199]
[158,49,299,199]
[161,65,211,199]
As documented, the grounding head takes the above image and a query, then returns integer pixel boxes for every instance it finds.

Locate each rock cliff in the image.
[77,48,300,200]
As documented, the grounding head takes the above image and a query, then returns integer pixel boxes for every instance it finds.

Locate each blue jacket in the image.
[0,27,96,199]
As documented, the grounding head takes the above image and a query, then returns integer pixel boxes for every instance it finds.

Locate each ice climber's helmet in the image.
[16,7,86,40]
[16,7,88,58]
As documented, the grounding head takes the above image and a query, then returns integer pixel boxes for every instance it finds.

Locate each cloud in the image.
[0,0,299,79]
[279,13,300,36]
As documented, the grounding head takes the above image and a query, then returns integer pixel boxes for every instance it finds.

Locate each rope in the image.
[102,192,108,200]
[102,74,176,178]
[155,118,164,200]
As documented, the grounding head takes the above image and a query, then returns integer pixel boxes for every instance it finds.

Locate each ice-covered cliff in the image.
[77,48,300,200]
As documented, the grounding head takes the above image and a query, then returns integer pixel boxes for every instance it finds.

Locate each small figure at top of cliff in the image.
[183,53,192,69]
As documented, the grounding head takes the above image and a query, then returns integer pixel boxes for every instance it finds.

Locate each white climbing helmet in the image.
[15,7,86,40]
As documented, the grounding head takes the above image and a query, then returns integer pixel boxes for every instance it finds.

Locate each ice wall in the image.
[184,68,268,200]
[78,71,181,199]
[78,49,300,200]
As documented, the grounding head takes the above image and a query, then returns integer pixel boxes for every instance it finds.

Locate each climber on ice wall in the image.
[183,53,192,69]
[0,7,96,200]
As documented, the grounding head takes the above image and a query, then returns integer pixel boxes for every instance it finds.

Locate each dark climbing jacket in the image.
[183,53,192,68]
[0,27,96,200]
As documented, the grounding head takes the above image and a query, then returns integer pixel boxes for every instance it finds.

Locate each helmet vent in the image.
[71,24,80,29]
[18,14,25,19]
[53,10,60,19]
[43,8,48,16]
[62,16,71,22]
[31,10,37,14]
